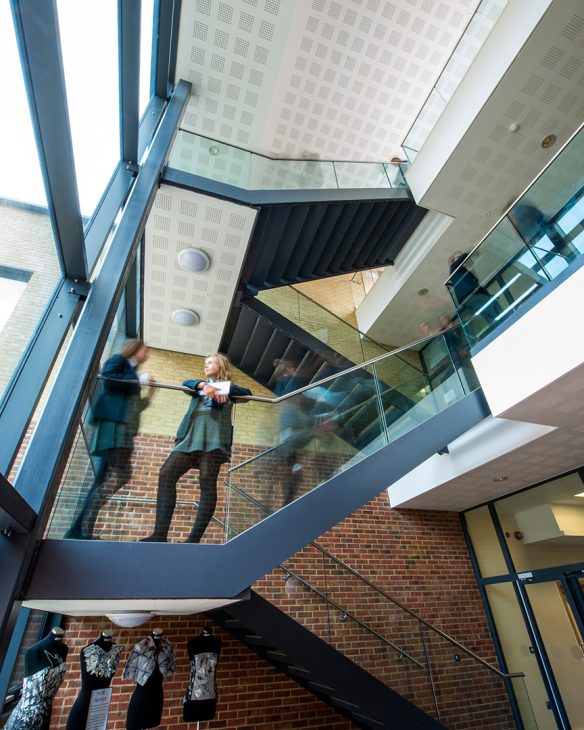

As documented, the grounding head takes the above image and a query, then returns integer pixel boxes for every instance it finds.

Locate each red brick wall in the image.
[50,616,357,729]
[40,433,514,728]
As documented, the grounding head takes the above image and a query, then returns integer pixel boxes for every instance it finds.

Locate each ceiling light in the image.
[493,476,508,483]
[106,613,152,628]
[209,145,219,156]
[418,288,429,296]
[575,492,584,498]
[509,123,520,133]
[541,134,556,149]
[178,248,210,273]
[172,309,200,327]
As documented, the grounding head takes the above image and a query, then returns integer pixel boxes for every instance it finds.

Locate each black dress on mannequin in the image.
[183,627,222,722]
[66,632,122,730]
[123,630,175,730]
[5,627,68,730]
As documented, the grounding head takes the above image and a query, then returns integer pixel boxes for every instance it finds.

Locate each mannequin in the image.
[66,630,122,730]
[183,626,222,722]
[5,627,68,730]
[123,629,175,730]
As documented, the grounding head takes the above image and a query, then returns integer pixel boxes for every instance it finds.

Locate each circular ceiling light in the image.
[106,613,153,628]
[172,309,200,327]
[418,288,429,296]
[178,248,211,273]
[209,145,220,156]
[541,134,557,149]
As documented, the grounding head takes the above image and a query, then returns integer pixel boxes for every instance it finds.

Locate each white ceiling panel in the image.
[144,185,256,355]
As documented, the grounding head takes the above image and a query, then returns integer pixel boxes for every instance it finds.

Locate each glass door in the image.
[524,573,584,730]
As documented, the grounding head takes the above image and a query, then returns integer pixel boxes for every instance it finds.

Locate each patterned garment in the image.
[5,662,66,730]
[184,652,219,702]
[122,637,175,687]
[83,642,122,678]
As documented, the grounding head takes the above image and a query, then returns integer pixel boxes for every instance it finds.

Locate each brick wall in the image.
[0,201,61,398]
[49,616,357,729]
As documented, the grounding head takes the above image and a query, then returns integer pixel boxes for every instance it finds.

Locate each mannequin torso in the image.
[183,628,222,722]
[5,630,68,730]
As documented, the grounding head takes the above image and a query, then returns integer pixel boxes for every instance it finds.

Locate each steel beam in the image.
[0,279,85,478]
[10,0,86,280]
[153,0,176,99]
[0,80,190,666]
[119,0,141,164]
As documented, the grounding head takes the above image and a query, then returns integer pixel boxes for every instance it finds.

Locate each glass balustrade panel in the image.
[333,162,389,189]
[47,376,230,544]
[250,156,337,189]
[446,219,551,346]
[168,130,253,187]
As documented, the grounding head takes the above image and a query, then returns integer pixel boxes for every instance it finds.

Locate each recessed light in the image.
[493,476,508,482]
[541,134,556,149]
[209,145,220,156]
[575,492,584,498]
[418,288,429,296]
[509,123,520,133]
[172,309,200,327]
[178,248,210,273]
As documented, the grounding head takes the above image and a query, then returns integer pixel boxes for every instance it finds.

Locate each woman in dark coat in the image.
[142,353,251,543]
[65,339,154,539]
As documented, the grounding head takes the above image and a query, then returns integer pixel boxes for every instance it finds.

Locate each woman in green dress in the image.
[143,353,251,543]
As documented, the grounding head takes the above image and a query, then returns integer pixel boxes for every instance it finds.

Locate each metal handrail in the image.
[224,479,523,681]
[97,326,454,403]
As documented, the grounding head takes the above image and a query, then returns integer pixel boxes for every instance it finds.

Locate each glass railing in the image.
[226,327,478,537]
[46,327,477,543]
[168,129,408,190]
[444,126,584,347]
[257,285,396,366]
[401,0,509,161]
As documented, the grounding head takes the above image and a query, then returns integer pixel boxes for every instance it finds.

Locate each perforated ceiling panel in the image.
[144,185,256,355]
[174,0,483,161]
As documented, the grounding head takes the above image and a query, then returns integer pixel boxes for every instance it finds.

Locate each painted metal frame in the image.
[461,500,576,729]
[0,79,190,669]
[119,0,141,165]
[10,0,86,280]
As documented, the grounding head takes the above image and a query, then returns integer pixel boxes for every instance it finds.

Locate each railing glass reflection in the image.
[168,129,408,190]
[445,127,584,347]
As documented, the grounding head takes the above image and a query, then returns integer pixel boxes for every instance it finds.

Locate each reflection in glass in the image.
[445,127,584,347]
[57,0,120,217]
[464,505,508,578]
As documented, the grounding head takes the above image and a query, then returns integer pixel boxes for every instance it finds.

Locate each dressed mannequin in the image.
[123,629,175,730]
[5,627,68,730]
[66,630,122,730]
[183,626,222,722]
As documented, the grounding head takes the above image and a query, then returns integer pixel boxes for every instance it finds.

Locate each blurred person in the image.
[142,354,251,543]
[447,251,502,324]
[65,339,155,540]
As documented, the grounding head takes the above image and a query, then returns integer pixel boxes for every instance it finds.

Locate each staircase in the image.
[209,591,446,730]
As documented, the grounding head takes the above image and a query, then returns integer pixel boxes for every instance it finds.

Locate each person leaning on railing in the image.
[142,353,251,544]
[65,339,156,540]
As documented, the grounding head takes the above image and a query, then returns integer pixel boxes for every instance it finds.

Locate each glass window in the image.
[56,0,120,217]
[495,472,584,572]
[463,505,508,578]
[0,8,63,402]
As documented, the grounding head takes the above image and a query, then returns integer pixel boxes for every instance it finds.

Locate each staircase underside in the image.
[163,167,427,293]
[24,389,488,607]
[208,591,446,730]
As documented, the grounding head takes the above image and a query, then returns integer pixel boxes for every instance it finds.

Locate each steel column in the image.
[10,0,86,280]
[119,0,141,164]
